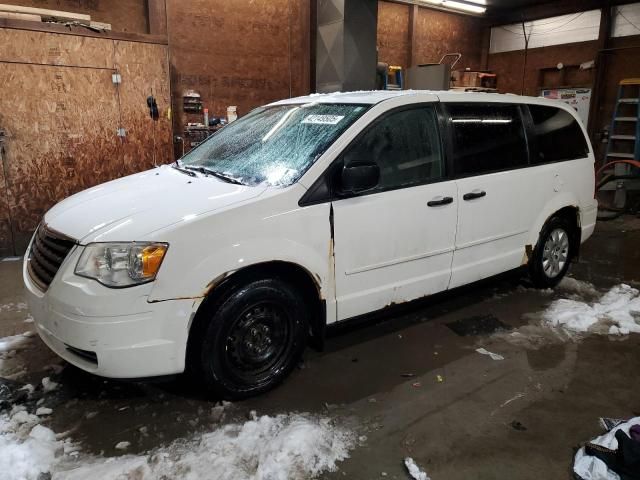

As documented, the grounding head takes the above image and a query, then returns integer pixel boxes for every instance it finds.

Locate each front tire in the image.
[529,216,574,288]
[195,278,308,399]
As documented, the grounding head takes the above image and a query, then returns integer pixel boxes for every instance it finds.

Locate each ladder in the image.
[602,79,640,209]
[607,79,640,163]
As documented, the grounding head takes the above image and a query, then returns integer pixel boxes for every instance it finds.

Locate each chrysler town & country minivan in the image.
[24,91,597,398]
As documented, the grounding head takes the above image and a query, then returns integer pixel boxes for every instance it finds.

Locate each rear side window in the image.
[528,105,589,164]
[446,103,529,176]
[342,106,443,191]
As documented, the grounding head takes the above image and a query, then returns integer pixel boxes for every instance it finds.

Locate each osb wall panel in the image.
[167,0,310,152]
[0,0,148,33]
[0,147,12,256]
[0,29,171,254]
[0,28,113,67]
[487,41,599,96]
[0,64,120,251]
[377,1,410,70]
[114,40,173,174]
[414,8,483,70]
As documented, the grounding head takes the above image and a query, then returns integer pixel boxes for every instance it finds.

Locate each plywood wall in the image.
[167,0,310,147]
[0,0,148,33]
[0,28,171,254]
[376,1,485,71]
[377,1,411,70]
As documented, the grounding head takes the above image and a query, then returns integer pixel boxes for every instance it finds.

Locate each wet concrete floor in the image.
[1,217,639,479]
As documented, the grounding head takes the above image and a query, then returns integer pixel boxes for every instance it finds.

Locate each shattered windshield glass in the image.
[178,103,367,187]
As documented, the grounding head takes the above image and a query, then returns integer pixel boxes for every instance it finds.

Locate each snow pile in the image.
[0,409,354,480]
[404,457,430,480]
[0,407,71,480]
[544,283,640,335]
[59,412,354,480]
[0,334,30,353]
[0,333,32,377]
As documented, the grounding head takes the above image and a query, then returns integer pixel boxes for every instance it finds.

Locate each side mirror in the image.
[341,161,380,194]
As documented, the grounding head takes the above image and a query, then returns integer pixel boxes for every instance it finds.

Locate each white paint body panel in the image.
[24,90,597,379]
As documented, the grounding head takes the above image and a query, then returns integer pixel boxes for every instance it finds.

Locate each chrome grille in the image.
[27,225,76,291]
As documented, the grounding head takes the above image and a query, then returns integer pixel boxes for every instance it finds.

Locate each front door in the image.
[332,104,458,320]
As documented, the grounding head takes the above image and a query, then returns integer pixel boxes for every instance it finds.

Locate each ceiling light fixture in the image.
[421,0,487,14]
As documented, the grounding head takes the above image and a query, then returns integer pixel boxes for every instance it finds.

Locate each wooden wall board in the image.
[0,143,13,256]
[377,1,411,70]
[0,0,147,33]
[0,3,91,22]
[413,7,484,71]
[0,11,40,21]
[0,28,171,253]
[114,40,173,173]
[166,0,310,155]
[0,28,114,68]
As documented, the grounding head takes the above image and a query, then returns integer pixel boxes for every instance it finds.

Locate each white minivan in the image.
[24,91,597,398]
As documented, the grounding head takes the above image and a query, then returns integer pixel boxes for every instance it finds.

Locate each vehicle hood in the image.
[44,165,267,243]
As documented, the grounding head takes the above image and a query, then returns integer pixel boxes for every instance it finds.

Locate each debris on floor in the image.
[404,457,430,480]
[475,347,505,361]
[447,314,512,337]
[573,416,640,480]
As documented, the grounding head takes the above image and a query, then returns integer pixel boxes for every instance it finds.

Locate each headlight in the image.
[75,242,168,287]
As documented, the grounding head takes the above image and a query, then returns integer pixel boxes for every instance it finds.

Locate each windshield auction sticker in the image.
[301,115,345,125]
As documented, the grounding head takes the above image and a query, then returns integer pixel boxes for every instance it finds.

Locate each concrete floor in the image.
[1,218,640,479]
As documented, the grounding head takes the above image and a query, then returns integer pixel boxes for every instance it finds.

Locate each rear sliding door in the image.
[446,103,536,288]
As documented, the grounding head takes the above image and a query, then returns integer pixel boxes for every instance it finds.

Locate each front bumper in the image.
[23,246,199,378]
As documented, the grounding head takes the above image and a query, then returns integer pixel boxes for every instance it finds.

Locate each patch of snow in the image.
[42,377,59,393]
[573,416,640,480]
[1,410,355,480]
[544,284,640,335]
[36,408,53,416]
[0,410,71,480]
[0,302,28,313]
[0,334,29,352]
[475,348,504,361]
[114,441,130,450]
[404,457,430,480]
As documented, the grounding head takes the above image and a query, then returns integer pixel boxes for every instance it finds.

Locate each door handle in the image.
[427,196,454,207]
[463,190,486,201]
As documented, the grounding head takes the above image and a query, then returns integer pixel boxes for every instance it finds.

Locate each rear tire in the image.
[529,216,575,289]
[194,278,308,400]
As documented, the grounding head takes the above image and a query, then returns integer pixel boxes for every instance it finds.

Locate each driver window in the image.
[343,105,443,192]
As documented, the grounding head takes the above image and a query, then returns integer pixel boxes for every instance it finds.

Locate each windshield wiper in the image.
[183,166,244,185]
[171,165,197,177]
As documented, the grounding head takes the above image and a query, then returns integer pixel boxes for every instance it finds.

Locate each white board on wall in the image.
[490,10,601,54]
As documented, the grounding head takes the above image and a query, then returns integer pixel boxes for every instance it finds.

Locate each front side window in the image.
[341,106,443,191]
[446,103,529,176]
[180,103,367,187]
[529,105,589,164]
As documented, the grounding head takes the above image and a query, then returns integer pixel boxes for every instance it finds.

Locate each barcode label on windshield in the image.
[302,115,345,125]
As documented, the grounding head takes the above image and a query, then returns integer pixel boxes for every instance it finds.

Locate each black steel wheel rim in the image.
[223,302,294,385]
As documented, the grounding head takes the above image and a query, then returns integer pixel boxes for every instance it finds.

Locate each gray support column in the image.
[316,0,378,93]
